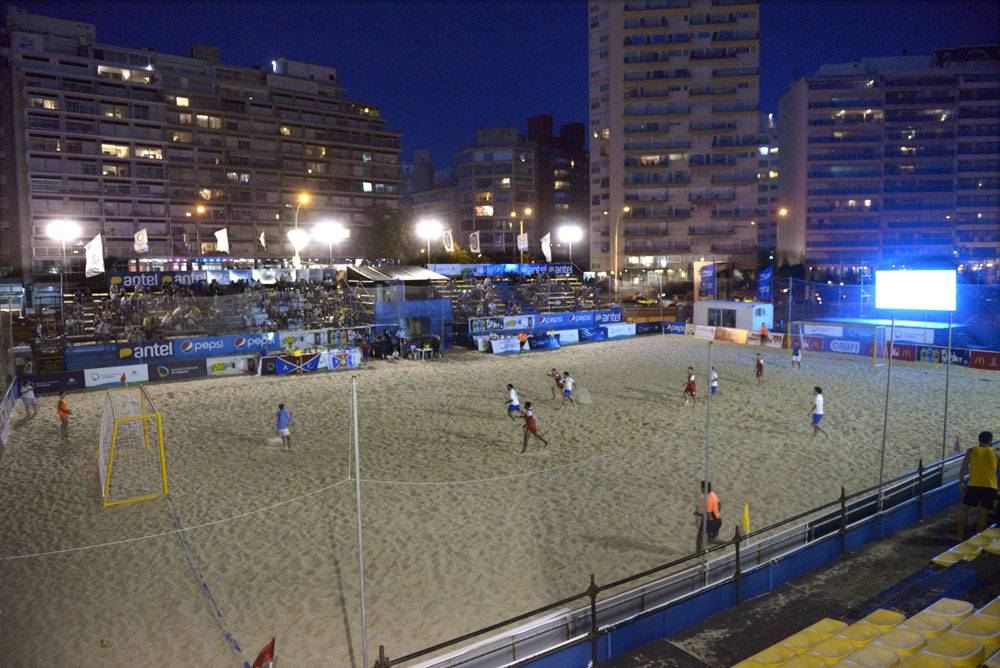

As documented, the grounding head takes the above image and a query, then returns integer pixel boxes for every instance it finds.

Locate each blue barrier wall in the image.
[374,299,454,347]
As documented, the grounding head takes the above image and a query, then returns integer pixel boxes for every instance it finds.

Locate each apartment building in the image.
[756,116,778,261]
[0,7,400,287]
[777,46,1000,276]
[588,0,760,281]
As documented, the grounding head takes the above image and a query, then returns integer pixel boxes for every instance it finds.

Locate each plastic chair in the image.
[922,598,974,625]
[894,654,951,667]
[807,618,850,638]
[863,609,907,632]
[784,655,830,668]
[781,630,828,654]
[981,598,1000,621]
[983,648,1000,667]
[808,637,856,665]
[900,613,951,640]
[951,614,1000,654]
[837,622,882,648]
[752,645,798,666]
[836,644,899,667]
[873,627,926,658]
[920,634,984,667]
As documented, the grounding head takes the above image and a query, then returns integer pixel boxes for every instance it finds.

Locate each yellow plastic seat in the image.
[984,647,1000,667]
[985,539,1000,556]
[947,543,982,561]
[783,655,829,668]
[921,634,984,667]
[863,609,907,631]
[930,551,963,568]
[980,527,1000,539]
[837,622,882,648]
[873,627,926,657]
[809,637,857,665]
[951,614,1000,654]
[967,533,994,547]
[752,645,798,665]
[807,618,850,638]
[895,655,950,667]
[837,645,900,667]
[900,613,951,640]
[923,598,974,625]
[782,630,828,653]
[981,598,1000,620]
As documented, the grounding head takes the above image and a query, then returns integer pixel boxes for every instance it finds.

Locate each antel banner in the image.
[147,359,208,383]
[109,271,207,289]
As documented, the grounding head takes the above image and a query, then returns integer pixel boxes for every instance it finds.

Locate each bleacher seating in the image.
[731,528,1000,667]
[432,274,600,324]
[931,527,1000,568]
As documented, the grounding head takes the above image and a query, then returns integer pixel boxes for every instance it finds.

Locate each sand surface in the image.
[1,334,996,667]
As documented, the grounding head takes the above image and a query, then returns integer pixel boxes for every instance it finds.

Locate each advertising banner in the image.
[694,325,717,341]
[274,353,322,375]
[84,364,149,388]
[429,263,573,278]
[594,310,625,324]
[501,315,535,332]
[685,324,697,336]
[603,323,637,339]
[27,370,86,394]
[0,382,19,447]
[699,263,716,299]
[148,359,208,383]
[554,329,579,345]
[635,322,662,336]
[527,334,560,350]
[578,327,608,343]
[667,322,688,335]
[469,317,506,336]
[714,327,748,345]
[490,338,523,355]
[174,332,278,359]
[748,332,786,348]
[891,344,917,363]
[276,329,326,353]
[893,327,935,344]
[970,349,1000,371]
[756,266,773,303]
[109,271,208,289]
[207,355,252,377]
[320,349,361,371]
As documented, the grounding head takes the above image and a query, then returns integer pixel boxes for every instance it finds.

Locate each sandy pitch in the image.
[1,334,996,666]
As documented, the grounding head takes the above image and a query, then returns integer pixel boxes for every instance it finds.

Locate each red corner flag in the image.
[252,637,275,668]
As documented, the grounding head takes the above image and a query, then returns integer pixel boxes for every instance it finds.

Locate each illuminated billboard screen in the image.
[875,270,956,312]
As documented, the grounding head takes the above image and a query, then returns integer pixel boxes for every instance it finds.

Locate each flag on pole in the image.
[742,503,751,535]
[516,233,528,252]
[84,233,105,277]
[251,637,276,668]
[469,231,480,254]
[133,228,149,253]
[214,228,230,254]
[442,230,454,253]
[291,252,302,269]
[259,231,266,249]
[540,232,552,263]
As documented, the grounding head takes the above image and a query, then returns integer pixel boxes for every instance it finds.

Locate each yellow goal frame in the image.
[101,386,168,508]
[788,321,887,368]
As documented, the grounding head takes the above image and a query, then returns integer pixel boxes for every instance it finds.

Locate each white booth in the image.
[694,300,773,333]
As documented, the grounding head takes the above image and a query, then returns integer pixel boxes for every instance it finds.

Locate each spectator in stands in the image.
[956,430,998,540]
[430,334,441,359]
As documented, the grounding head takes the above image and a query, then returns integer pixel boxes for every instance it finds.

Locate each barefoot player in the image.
[754,353,764,384]
[506,384,521,420]
[683,367,696,406]
[520,402,549,452]
[547,368,564,399]
[561,372,575,406]
[811,387,827,437]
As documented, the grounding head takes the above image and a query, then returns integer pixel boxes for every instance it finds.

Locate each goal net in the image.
[788,321,888,367]
[98,386,168,507]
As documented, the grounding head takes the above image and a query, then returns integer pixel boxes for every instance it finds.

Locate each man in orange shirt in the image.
[56,391,70,440]
[695,480,722,549]
[759,322,769,345]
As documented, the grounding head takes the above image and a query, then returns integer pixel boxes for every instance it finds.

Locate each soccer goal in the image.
[788,321,888,367]
[98,386,168,508]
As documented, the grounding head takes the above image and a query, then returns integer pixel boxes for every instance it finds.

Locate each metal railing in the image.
[370,452,964,668]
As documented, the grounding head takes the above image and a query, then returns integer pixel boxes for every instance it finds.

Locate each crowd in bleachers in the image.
[433,273,600,321]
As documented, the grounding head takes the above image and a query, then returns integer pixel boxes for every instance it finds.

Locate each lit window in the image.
[362,181,373,192]
[29,96,58,110]
[476,192,493,203]
[475,205,495,217]
[199,188,212,200]
[100,143,129,158]
[361,152,372,162]
[97,65,131,81]
[757,146,769,156]
[280,126,291,136]
[135,146,162,160]
[175,96,190,107]
[600,128,610,139]
[863,199,872,207]
[768,170,778,179]
[847,199,856,207]
[499,177,512,188]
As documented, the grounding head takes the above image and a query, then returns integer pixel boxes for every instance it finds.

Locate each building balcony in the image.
[689,225,736,236]
[689,189,737,201]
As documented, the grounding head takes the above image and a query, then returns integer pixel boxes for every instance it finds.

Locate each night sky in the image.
[14,0,1000,167]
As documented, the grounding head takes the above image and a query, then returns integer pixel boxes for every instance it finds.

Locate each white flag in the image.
[214,227,230,254]
[517,233,529,252]
[442,230,454,253]
[259,231,266,249]
[84,234,105,278]
[291,252,302,269]
[469,231,480,254]
[540,232,552,263]
[133,228,149,253]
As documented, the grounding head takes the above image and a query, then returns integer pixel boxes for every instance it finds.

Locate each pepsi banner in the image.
[699,263,716,299]
[757,266,773,303]
[534,311,596,329]
[174,332,278,359]
[667,322,688,335]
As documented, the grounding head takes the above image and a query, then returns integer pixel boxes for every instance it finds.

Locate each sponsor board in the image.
[635,322,662,336]
[207,355,252,376]
[276,329,326,352]
[469,317,506,335]
[554,329,579,345]
[970,349,1000,371]
[603,323,637,339]
[714,327,748,345]
[578,327,608,343]
[175,332,278,358]
[534,311,595,329]
[27,370,86,394]
[501,315,535,331]
[594,310,624,324]
[490,338,523,355]
[274,353,322,375]
[748,332,786,348]
[84,364,149,388]
[148,359,207,383]
[667,322,688,335]
[109,271,207,289]
[320,349,361,371]
[117,340,177,362]
[891,344,917,362]
[694,325,716,341]
[527,334,560,350]
[685,324,696,336]
[801,324,844,338]
[892,326,935,344]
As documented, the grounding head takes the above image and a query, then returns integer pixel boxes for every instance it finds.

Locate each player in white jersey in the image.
[506,384,521,420]
[561,372,576,406]
[811,386,827,437]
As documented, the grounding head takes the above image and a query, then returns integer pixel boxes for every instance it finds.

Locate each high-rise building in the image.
[777,47,1000,277]
[756,114,779,262]
[588,0,760,283]
[527,115,590,264]
[0,7,401,287]
[454,127,537,259]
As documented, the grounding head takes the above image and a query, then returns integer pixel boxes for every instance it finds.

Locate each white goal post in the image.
[788,321,888,367]
[98,385,168,508]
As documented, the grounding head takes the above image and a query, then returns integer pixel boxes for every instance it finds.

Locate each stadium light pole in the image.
[293,192,311,230]
[557,224,584,266]
[46,218,81,332]
[312,220,350,266]
[416,218,444,264]
[286,228,310,270]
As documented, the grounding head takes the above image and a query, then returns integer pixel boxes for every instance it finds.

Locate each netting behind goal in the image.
[97,386,168,507]
[788,322,888,367]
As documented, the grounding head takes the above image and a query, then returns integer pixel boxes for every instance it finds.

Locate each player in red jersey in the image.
[683,367,696,406]
[547,368,564,399]
[520,402,549,452]
[754,353,764,384]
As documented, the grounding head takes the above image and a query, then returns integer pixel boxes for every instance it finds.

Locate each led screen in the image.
[875,270,956,311]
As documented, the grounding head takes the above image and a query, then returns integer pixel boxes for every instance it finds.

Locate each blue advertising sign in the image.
[635,322,662,336]
[667,322,688,335]
[699,263,716,299]
[578,327,609,342]
[527,334,561,350]
[174,332,278,358]
[757,266,773,303]
[594,310,624,324]
[109,271,208,289]
[534,311,596,329]
[147,359,208,383]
